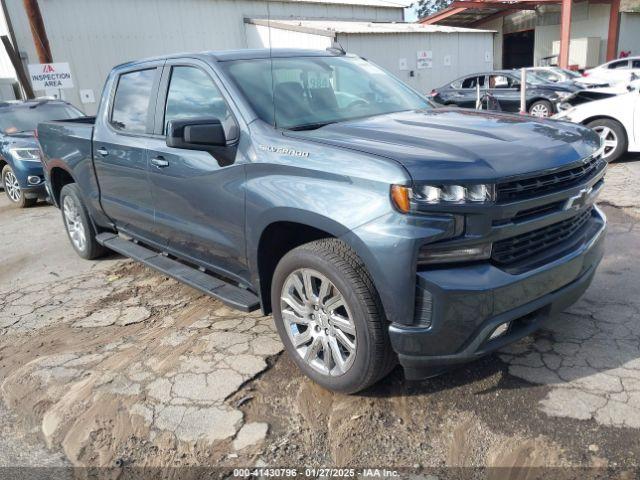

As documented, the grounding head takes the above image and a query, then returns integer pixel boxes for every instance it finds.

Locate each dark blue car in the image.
[0,100,83,207]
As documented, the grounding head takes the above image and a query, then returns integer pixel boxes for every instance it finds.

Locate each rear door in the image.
[92,62,163,243]
[458,75,486,108]
[146,59,248,282]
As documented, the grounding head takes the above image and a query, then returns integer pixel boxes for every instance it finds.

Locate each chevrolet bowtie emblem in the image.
[564,186,594,211]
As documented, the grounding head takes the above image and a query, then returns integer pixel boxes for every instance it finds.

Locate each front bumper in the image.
[390,206,606,380]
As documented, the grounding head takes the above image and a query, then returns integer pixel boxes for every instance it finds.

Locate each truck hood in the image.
[285,109,600,182]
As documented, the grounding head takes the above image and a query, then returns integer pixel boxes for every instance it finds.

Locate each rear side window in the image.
[608,60,629,69]
[111,68,156,133]
[633,60,640,69]
[461,76,484,88]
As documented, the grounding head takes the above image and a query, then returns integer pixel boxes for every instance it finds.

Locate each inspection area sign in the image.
[28,62,74,90]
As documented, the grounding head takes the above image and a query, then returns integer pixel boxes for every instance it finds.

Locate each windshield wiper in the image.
[288,121,338,131]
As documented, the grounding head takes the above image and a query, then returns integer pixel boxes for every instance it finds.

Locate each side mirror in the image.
[166,117,237,166]
[166,117,226,150]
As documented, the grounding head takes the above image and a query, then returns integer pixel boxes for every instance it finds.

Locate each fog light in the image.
[27,176,42,185]
[489,322,510,340]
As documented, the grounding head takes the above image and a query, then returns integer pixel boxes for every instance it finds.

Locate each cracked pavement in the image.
[0,157,639,470]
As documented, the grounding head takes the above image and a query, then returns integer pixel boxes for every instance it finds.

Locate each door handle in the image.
[150,156,169,168]
[96,147,109,157]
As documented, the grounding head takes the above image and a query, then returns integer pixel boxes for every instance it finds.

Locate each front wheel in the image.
[587,118,628,163]
[271,239,395,394]
[2,165,36,208]
[528,100,553,118]
[60,183,107,260]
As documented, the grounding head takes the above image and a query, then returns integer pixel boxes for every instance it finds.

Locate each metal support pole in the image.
[559,0,572,68]
[23,0,52,64]
[476,82,481,109]
[520,68,527,114]
[1,35,34,99]
[606,0,621,61]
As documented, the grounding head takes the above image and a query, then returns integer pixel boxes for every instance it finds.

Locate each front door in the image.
[93,64,162,242]
[487,74,521,112]
[146,60,248,282]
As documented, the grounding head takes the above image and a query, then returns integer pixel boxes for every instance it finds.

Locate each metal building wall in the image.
[3,0,403,113]
[619,12,640,56]
[533,3,610,66]
[337,31,494,93]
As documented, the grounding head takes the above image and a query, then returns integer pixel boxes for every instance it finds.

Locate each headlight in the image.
[391,183,495,213]
[10,147,41,162]
[553,91,572,100]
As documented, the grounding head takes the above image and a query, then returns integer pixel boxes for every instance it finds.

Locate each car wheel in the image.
[2,165,36,208]
[60,183,107,260]
[587,118,628,163]
[528,100,553,118]
[271,239,396,394]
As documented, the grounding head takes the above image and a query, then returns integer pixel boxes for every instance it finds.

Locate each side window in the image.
[632,60,640,69]
[450,79,463,89]
[461,77,477,89]
[489,75,510,88]
[111,68,156,133]
[608,60,629,69]
[164,66,233,135]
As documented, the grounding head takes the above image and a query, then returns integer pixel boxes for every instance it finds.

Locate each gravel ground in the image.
[0,155,639,475]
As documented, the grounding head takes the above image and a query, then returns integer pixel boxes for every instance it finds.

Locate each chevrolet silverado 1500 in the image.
[38,49,607,393]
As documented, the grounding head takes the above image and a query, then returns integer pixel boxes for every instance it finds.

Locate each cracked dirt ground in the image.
[0,158,639,473]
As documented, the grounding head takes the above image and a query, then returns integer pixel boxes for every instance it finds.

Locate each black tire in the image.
[2,165,37,208]
[586,118,628,163]
[59,183,107,260]
[528,99,553,118]
[271,238,396,394]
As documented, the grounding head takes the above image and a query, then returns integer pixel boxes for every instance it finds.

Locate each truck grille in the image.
[492,208,593,266]
[497,157,603,202]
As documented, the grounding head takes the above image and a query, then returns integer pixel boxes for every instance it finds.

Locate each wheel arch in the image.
[256,220,339,315]
[49,165,77,206]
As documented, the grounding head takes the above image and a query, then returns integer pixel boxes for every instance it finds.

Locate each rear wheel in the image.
[528,100,553,118]
[60,183,107,260]
[2,165,36,208]
[271,239,395,393]
[587,118,627,163]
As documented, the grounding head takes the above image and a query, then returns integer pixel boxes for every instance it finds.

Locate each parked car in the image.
[526,67,608,89]
[431,70,579,117]
[0,99,83,207]
[582,56,640,87]
[553,80,640,162]
[39,49,606,393]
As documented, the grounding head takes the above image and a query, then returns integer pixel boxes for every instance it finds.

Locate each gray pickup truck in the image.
[38,49,607,393]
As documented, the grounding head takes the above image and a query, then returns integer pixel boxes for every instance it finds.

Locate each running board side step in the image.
[96,233,260,312]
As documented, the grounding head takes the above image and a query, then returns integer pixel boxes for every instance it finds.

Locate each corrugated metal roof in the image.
[275,0,413,7]
[246,18,495,34]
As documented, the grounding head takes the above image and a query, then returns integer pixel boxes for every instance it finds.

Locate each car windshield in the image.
[222,55,431,130]
[0,102,83,134]
[524,73,549,85]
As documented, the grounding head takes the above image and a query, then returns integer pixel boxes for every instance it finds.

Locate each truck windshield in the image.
[0,102,83,134]
[222,55,431,130]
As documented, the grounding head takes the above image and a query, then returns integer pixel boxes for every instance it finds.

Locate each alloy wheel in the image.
[4,170,21,203]
[593,126,618,160]
[63,195,87,251]
[280,268,357,376]
[530,103,550,117]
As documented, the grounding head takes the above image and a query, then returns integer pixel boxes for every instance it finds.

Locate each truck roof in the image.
[115,48,343,69]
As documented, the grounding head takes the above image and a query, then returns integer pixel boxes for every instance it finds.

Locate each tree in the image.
[416,0,454,18]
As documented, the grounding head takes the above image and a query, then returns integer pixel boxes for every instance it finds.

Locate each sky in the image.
[404,4,419,21]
